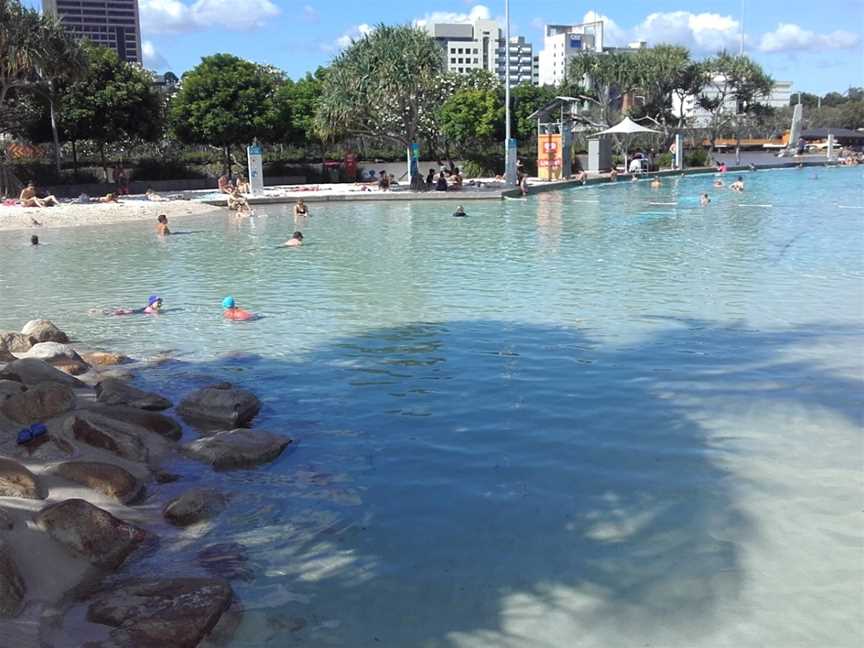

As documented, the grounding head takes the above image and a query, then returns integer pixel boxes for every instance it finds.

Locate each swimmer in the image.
[609,169,618,182]
[700,193,711,207]
[98,192,120,203]
[280,231,304,247]
[100,295,163,316]
[156,214,170,235]
[31,235,39,245]
[222,296,255,321]
[729,177,745,192]
[293,199,309,218]
[452,205,467,217]
[713,178,725,188]
[649,177,662,188]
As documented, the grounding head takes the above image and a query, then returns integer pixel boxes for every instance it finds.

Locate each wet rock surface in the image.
[82,351,130,366]
[84,577,233,648]
[197,542,254,581]
[0,382,76,425]
[21,319,69,344]
[96,378,172,411]
[0,331,36,354]
[0,380,26,400]
[0,456,44,499]
[184,429,291,470]
[93,405,182,442]
[0,539,25,617]
[19,342,90,376]
[0,358,86,388]
[0,507,13,530]
[162,488,227,526]
[65,412,149,462]
[56,461,144,504]
[34,498,147,569]
[177,384,261,427]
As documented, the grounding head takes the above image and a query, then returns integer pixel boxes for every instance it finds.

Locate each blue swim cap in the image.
[148,294,161,306]
[222,296,235,309]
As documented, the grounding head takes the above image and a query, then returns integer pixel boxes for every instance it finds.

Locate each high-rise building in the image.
[425,19,537,87]
[42,0,142,64]
[538,22,605,87]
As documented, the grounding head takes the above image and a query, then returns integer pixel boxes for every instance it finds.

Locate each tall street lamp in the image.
[504,0,517,186]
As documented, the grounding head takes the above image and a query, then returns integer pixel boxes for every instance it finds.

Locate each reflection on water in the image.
[1,168,862,647]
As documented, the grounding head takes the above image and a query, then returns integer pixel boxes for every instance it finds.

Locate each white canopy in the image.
[594,117,660,174]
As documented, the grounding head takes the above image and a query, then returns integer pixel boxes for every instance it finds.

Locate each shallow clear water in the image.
[2,167,863,647]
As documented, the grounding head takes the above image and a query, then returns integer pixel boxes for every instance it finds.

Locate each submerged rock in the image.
[96,378,172,411]
[85,577,232,648]
[177,384,260,427]
[197,542,253,581]
[94,405,182,441]
[0,507,13,530]
[65,412,149,462]
[20,342,89,376]
[162,488,226,526]
[0,540,25,617]
[21,319,69,344]
[0,382,76,425]
[0,358,86,388]
[55,461,144,505]
[0,380,26,400]
[0,331,36,354]
[183,429,291,470]
[34,498,147,569]
[0,456,43,499]
[82,351,130,366]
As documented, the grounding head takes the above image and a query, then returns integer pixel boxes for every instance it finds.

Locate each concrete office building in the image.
[537,21,604,86]
[673,79,795,126]
[42,0,142,64]
[425,19,537,87]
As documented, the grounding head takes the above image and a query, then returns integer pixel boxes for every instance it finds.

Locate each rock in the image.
[0,507,13,530]
[0,358,86,388]
[0,331,36,354]
[85,578,232,647]
[94,405,182,441]
[153,469,180,484]
[65,412,149,462]
[1,382,75,425]
[197,543,253,581]
[177,384,260,428]
[55,461,144,505]
[0,456,43,499]
[34,499,146,569]
[162,488,226,526]
[0,344,14,363]
[20,342,90,376]
[96,378,172,411]
[184,429,291,471]
[82,351,130,366]
[21,319,69,344]
[0,540,25,617]
[0,380,26,400]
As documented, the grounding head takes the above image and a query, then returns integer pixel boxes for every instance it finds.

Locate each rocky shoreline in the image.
[0,319,292,647]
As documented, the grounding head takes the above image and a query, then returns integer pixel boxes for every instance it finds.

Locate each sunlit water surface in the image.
[1,168,862,647]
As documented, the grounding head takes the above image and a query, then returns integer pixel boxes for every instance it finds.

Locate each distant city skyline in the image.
[30,1,864,94]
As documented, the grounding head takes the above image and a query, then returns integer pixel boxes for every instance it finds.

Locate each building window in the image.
[458,58,463,63]
[450,58,456,64]
[473,58,478,64]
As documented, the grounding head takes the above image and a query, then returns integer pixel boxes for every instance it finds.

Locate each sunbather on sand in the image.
[19,182,59,207]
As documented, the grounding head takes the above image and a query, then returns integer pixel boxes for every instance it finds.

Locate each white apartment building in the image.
[537,21,604,86]
[425,19,537,87]
[673,79,794,126]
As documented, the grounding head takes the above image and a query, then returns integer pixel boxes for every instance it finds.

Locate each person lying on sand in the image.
[20,182,59,207]
[156,214,170,236]
[98,193,120,203]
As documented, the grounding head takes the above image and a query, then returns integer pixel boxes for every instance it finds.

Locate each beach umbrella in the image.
[594,117,660,173]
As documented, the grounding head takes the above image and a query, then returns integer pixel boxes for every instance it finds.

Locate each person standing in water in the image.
[294,199,309,218]
[156,214,170,235]
[30,235,39,246]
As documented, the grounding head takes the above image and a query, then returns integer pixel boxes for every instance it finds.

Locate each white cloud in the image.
[582,10,741,52]
[142,40,168,70]
[322,23,373,52]
[302,4,319,23]
[140,0,280,34]
[582,11,629,47]
[414,4,491,28]
[759,23,861,53]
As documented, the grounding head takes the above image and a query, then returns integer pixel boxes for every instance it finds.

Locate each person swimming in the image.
[730,176,745,192]
[222,296,255,321]
[280,231,303,247]
[649,177,662,188]
[156,214,170,235]
[30,235,39,246]
[713,178,725,188]
[98,295,163,316]
[700,193,711,206]
[452,205,467,217]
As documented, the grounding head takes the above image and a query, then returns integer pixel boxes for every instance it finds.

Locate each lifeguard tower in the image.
[527,97,580,181]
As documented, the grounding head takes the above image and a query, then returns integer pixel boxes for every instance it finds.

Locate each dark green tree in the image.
[439,85,504,154]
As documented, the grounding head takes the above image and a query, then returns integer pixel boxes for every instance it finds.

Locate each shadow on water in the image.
[124,318,861,647]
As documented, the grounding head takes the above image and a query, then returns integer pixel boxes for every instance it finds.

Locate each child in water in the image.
[222,296,255,320]
[94,295,163,316]
[700,193,711,206]
[156,214,170,235]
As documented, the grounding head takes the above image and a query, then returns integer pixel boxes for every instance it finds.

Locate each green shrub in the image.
[685,148,710,167]
[657,152,674,169]
[462,154,504,178]
[130,158,208,181]
[11,161,100,185]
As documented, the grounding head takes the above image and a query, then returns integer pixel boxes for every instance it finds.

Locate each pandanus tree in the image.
[315,25,445,190]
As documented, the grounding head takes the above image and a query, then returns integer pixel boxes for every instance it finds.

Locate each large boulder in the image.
[0,344,14,363]
[0,380,26,400]
[184,429,291,471]
[177,384,260,427]
[162,488,226,526]
[55,461,144,504]
[0,456,43,499]
[0,382,75,425]
[94,405,182,442]
[19,342,89,376]
[34,499,147,569]
[0,507,13,530]
[0,540,25,617]
[86,578,232,647]
[0,358,86,388]
[82,351,130,366]
[21,319,69,344]
[0,332,36,354]
[64,412,149,462]
[96,378,172,411]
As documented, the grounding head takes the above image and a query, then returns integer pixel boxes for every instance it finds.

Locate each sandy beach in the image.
[0,200,221,232]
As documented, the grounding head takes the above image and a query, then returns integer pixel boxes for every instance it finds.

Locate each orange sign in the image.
[537,134,563,181]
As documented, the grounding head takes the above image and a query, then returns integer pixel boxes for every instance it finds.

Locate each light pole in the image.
[504,0,517,186]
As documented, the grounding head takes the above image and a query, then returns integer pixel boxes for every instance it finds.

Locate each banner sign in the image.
[537,134,563,180]
[247,143,264,195]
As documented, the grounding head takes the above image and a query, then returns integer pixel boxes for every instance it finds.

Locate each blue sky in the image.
[37,0,864,94]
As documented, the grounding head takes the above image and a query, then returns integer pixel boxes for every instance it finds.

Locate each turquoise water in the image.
[2,167,863,646]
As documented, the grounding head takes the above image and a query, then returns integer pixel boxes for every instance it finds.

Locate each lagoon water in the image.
[1,167,863,646]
